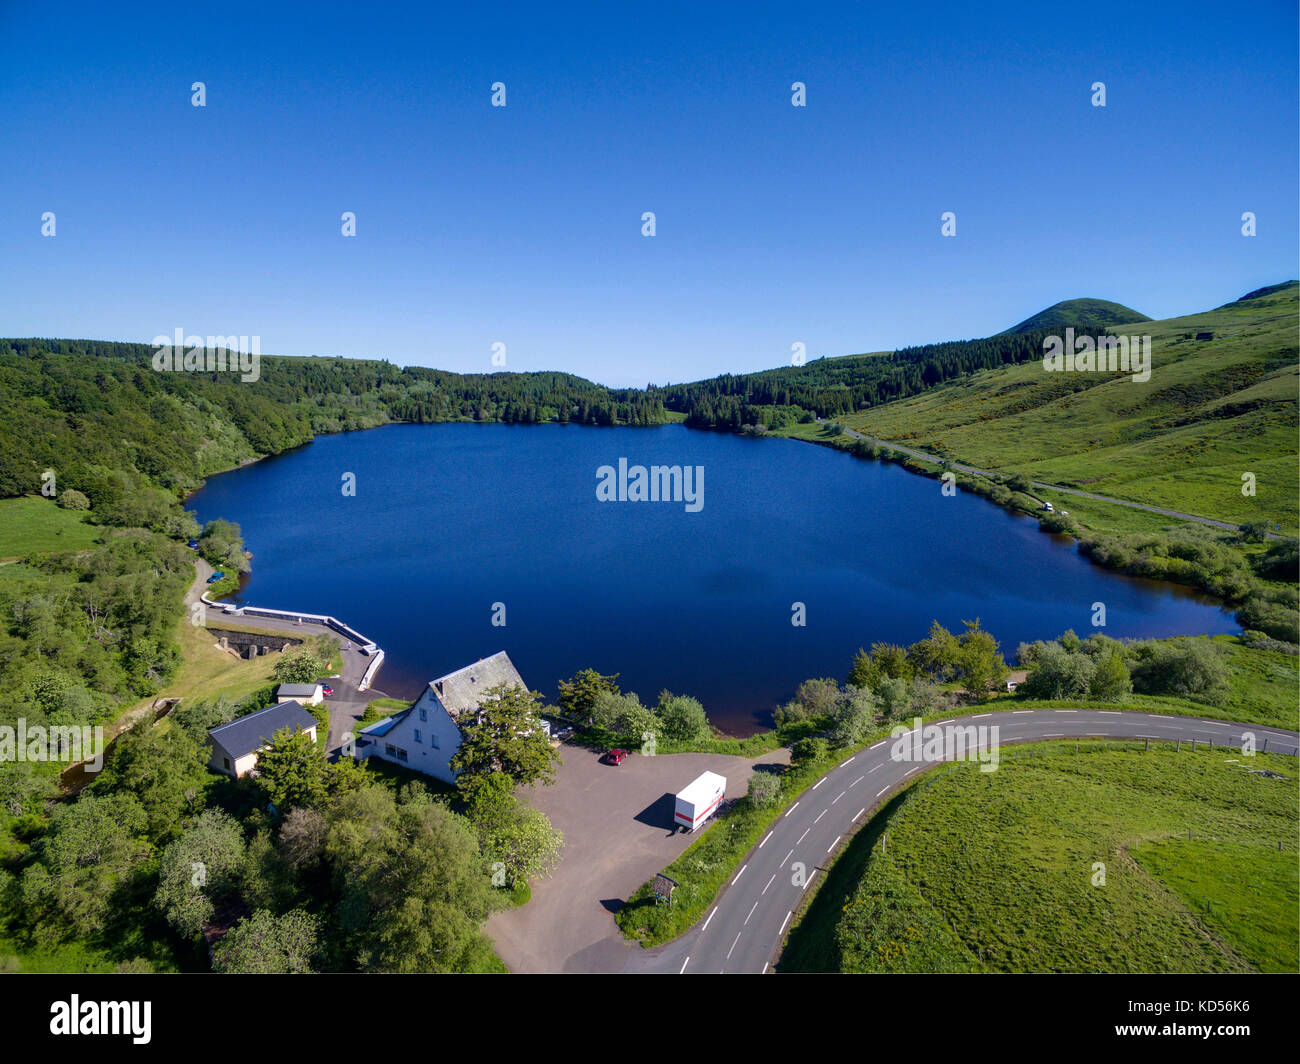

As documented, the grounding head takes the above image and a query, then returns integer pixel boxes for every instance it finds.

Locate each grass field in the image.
[833,283,1299,535]
[0,495,103,560]
[783,742,1299,973]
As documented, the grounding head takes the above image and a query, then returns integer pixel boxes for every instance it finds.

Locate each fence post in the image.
[1262,738,1268,753]
[1145,738,1149,752]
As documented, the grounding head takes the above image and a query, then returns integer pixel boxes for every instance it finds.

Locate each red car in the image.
[321,685,334,697]
[605,748,628,766]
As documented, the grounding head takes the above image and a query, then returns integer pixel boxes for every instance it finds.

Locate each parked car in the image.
[321,685,334,697]
[206,571,225,584]
[605,748,628,766]
[187,539,199,549]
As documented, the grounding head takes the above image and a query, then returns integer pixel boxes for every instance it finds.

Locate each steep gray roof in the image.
[429,651,526,718]
[208,700,319,759]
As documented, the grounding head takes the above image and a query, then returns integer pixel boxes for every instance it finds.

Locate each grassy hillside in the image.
[0,496,103,560]
[1002,297,1151,335]
[783,742,1299,973]
[839,282,1299,534]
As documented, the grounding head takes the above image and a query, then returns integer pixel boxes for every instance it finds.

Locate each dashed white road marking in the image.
[840,756,856,767]
[797,828,810,844]
[832,790,846,805]
[868,764,883,774]
[876,786,889,798]
[803,869,817,891]
[745,900,759,925]
[852,808,866,822]
[762,873,776,895]
[784,802,800,818]
[702,907,718,932]
[935,719,954,725]
[731,864,747,885]
[759,831,773,848]
[780,911,792,935]
[812,778,826,791]
[814,809,828,824]
[827,835,842,853]
[1013,710,1033,714]
[904,767,919,777]
[852,775,865,785]
[973,714,990,719]
[761,961,768,974]
[727,933,741,959]
[680,956,690,974]
[870,740,886,750]
[780,848,794,868]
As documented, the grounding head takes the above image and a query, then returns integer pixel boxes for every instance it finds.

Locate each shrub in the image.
[747,771,781,808]
[653,691,710,743]
[791,737,828,765]
[57,489,90,511]
[1130,640,1229,704]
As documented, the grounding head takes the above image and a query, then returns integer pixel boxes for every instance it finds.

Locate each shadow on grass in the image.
[778,788,914,973]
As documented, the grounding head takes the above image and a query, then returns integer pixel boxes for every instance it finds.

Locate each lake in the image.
[189,423,1237,734]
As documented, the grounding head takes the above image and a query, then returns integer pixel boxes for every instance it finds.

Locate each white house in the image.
[276,682,323,705]
[207,700,318,778]
[354,651,527,783]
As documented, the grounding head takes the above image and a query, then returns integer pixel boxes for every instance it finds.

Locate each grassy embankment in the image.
[782,742,1298,973]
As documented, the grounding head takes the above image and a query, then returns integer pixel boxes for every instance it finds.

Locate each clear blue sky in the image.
[1,0,1295,386]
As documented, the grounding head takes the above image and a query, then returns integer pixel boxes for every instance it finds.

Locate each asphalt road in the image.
[630,709,1300,975]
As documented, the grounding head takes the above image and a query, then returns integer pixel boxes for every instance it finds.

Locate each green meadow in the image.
[783,742,1299,973]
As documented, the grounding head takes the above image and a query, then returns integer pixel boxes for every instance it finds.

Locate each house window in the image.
[413,729,422,743]
[430,732,439,749]
[223,757,231,771]
[419,707,427,722]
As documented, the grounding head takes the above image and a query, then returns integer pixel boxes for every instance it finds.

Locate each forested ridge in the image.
[660,330,1069,430]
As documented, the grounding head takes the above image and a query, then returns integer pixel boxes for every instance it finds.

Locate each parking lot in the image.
[484,740,790,973]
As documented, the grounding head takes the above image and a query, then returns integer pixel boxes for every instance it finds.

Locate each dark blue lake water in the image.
[189,423,1237,734]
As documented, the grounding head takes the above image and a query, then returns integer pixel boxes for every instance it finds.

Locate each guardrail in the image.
[200,593,380,655]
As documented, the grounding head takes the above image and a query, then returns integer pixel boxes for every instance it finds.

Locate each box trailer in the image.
[674,771,727,832]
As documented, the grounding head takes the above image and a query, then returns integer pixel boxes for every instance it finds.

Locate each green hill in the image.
[1002,297,1151,335]
[840,282,1299,534]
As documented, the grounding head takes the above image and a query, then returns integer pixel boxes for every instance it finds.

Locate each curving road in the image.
[627,709,1300,974]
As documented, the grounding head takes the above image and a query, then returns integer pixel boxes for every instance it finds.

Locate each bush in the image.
[1087,651,1133,702]
[57,489,90,511]
[791,737,828,765]
[1130,639,1228,704]
[654,692,710,743]
[747,771,781,808]
[1021,643,1095,700]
